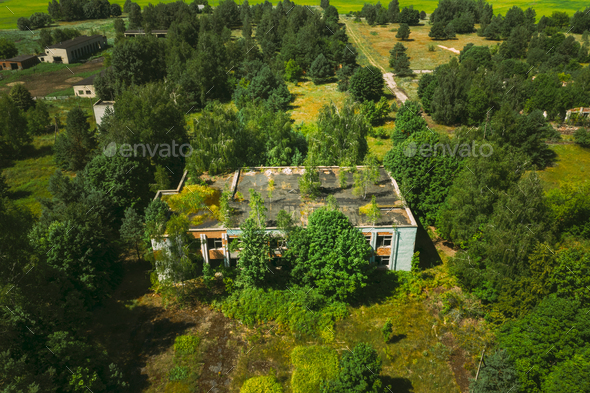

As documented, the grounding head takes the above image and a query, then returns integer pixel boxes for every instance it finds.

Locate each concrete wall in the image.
[93,100,114,126]
[391,226,418,271]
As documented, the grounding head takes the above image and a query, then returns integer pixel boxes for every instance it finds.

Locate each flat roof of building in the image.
[124,29,168,34]
[187,167,415,231]
[73,69,106,87]
[2,55,37,62]
[48,35,104,49]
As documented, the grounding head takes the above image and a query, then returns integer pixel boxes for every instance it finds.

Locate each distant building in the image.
[39,35,107,64]
[124,29,168,38]
[73,70,106,98]
[153,167,419,271]
[565,107,590,121]
[93,99,115,126]
[0,55,39,70]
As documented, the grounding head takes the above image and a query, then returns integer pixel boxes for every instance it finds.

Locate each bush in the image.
[574,128,590,147]
[381,318,393,342]
[174,334,201,355]
[291,346,339,393]
[361,97,390,126]
[241,374,283,393]
[217,287,347,338]
[169,366,189,381]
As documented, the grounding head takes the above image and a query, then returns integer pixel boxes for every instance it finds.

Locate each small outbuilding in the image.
[0,55,39,71]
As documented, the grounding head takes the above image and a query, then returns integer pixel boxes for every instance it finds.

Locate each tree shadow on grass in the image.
[387,333,407,344]
[381,375,414,393]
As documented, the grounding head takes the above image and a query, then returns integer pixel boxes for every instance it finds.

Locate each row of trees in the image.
[357,0,425,26]
[418,42,590,126]
[47,0,121,21]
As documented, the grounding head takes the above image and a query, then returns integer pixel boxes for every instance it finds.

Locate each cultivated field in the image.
[1,0,589,29]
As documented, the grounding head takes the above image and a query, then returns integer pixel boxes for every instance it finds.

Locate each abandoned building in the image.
[565,107,590,121]
[0,55,39,71]
[38,35,107,64]
[74,74,98,98]
[124,29,168,38]
[153,167,418,272]
[93,99,114,125]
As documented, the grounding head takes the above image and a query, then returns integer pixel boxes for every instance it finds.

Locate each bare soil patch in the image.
[6,81,25,86]
[0,58,103,97]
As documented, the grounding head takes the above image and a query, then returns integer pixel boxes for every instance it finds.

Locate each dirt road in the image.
[344,19,409,103]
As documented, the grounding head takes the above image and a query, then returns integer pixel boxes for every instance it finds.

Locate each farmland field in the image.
[1,0,589,29]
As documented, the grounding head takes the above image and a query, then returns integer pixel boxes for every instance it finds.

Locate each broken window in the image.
[376,235,392,247]
[207,238,223,249]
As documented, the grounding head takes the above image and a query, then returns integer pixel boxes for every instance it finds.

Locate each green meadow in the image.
[1,0,589,29]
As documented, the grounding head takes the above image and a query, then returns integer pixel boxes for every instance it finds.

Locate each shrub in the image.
[174,334,201,355]
[169,366,189,381]
[381,318,393,342]
[240,374,283,393]
[574,127,590,147]
[217,287,347,338]
[291,346,339,393]
[428,44,436,51]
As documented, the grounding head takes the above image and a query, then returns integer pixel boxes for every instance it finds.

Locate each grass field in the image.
[539,144,590,190]
[287,79,347,124]
[1,0,588,29]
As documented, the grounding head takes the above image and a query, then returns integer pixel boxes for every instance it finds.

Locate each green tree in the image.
[470,350,520,393]
[322,343,382,392]
[236,218,273,287]
[499,295,590,393]
[310,53,333,85]
[349,66,384,102]
[84,153,153,223]
[384,130,463,224]
[110,3,122,17]
[381,318,393,342]
[9,84,35,112]
[429,21,448,40]
[128,2,142,29]
[54,107,96,171]
[396,23,410,40]
[120,206,144,260]
[284,59,303,82]
[0,94,30,158]
[353,155,380,200]
[287,209,372,300]
[399,5,419,25]
[391,100,427,142]
[308,101,369,166]
[392,51,412,76]
[387,0,400,23]
[360,195,381,225]
[248,188,267,228]
[114,18,126,34]
[544,348,590,393]
[0,37,18,59]
[299,160,321,199]
[27,100,51,135]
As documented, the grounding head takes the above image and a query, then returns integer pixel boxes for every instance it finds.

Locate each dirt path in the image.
[344,19,409,103]
[437,45,461,54]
